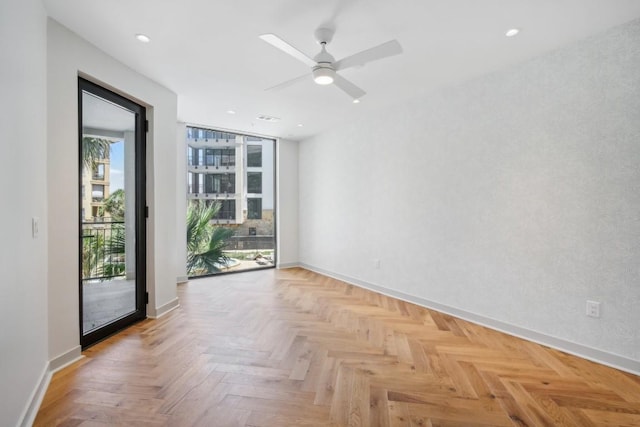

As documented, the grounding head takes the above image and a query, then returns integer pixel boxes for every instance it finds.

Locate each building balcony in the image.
[187,191,239,200]
[187,138,239,149]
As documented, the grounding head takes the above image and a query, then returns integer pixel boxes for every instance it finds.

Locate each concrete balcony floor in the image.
[82,277,135,334]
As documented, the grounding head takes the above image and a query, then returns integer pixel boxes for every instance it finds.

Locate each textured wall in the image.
[299,19,640,362]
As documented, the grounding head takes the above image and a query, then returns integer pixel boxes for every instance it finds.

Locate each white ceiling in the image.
[82,92,135,133]
[44,0,640,140]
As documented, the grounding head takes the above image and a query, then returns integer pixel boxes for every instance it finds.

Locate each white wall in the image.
[176,123,188,282]
[47,19,179,361]
[277,139,299,267]
[299,19,640,369]
[0,0,49,425]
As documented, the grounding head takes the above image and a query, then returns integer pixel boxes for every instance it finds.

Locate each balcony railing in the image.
[187,157,236,168]
[187,128,237,142]
[187,184,236,194]
[225,235,275,251]
[82,221,125,281]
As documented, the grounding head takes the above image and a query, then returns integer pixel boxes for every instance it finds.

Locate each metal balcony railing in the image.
[187,184,236,195]
[224,235,275,251]
[81,221,126,281]
[187,156,236,168]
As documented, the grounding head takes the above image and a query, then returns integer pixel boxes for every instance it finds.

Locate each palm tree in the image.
[82,231,105,279]
[104,189,125,221]
[102,223,126,277]
[82,224,126,280]
[82,136,111,171]
[186,201,235,276]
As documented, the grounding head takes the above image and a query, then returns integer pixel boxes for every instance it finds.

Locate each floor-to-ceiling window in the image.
[186,127,276,277]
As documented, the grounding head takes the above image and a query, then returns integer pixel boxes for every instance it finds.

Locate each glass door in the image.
[79,78,146,347]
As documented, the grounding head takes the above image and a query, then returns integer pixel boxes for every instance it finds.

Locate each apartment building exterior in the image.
[186,126,275,242]
[80,151,110,221]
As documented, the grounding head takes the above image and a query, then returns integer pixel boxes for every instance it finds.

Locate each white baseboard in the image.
[19,363,50,427]
[20,346,83,427]
[277,262,300,269]
[49,346,83,372]
[148,297,180,319]
[299,263,640,376]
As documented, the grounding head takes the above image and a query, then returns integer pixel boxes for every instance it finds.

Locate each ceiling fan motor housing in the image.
[312,43,336,85]
[312,64,335,85]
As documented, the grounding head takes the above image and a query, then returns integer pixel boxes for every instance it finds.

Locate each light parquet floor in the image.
[35,268,640,426]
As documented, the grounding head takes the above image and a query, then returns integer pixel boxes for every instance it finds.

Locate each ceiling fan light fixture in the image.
[313,66,335,85]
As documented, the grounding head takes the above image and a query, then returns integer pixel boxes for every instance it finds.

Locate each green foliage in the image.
[81,223,126,281]
[104,189,125,221]
[82,231,105,279]
[186,201,235,276]
[82,137,111,171]
[102,223,125,277]
[83,198,237,280]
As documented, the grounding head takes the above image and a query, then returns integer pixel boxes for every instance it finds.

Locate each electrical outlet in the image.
[373,259,381,269]
[586,300,601,318]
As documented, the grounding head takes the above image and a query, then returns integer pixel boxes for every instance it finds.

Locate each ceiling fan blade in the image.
[259,34,316,67]
[333,74,366,100]
[334,40,403,71]
[264,73,310,91]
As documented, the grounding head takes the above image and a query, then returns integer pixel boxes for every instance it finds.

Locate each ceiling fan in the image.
[259,28,403,101]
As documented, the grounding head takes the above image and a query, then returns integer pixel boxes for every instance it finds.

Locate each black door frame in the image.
[78,77,147,348]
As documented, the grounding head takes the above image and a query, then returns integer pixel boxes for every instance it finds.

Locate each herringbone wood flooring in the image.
[35,268,640,426]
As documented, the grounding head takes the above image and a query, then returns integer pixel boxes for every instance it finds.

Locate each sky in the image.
[110,141,124,191]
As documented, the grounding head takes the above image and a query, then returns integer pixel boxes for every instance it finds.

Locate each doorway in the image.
[78,78,147,348]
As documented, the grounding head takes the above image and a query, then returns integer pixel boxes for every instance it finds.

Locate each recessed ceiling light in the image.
[256,114,281,122]
[226,110,236,115]
[505,28,520,37]
[135,33,151,43]
[297,124,303,127]
[353,99,361,104]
